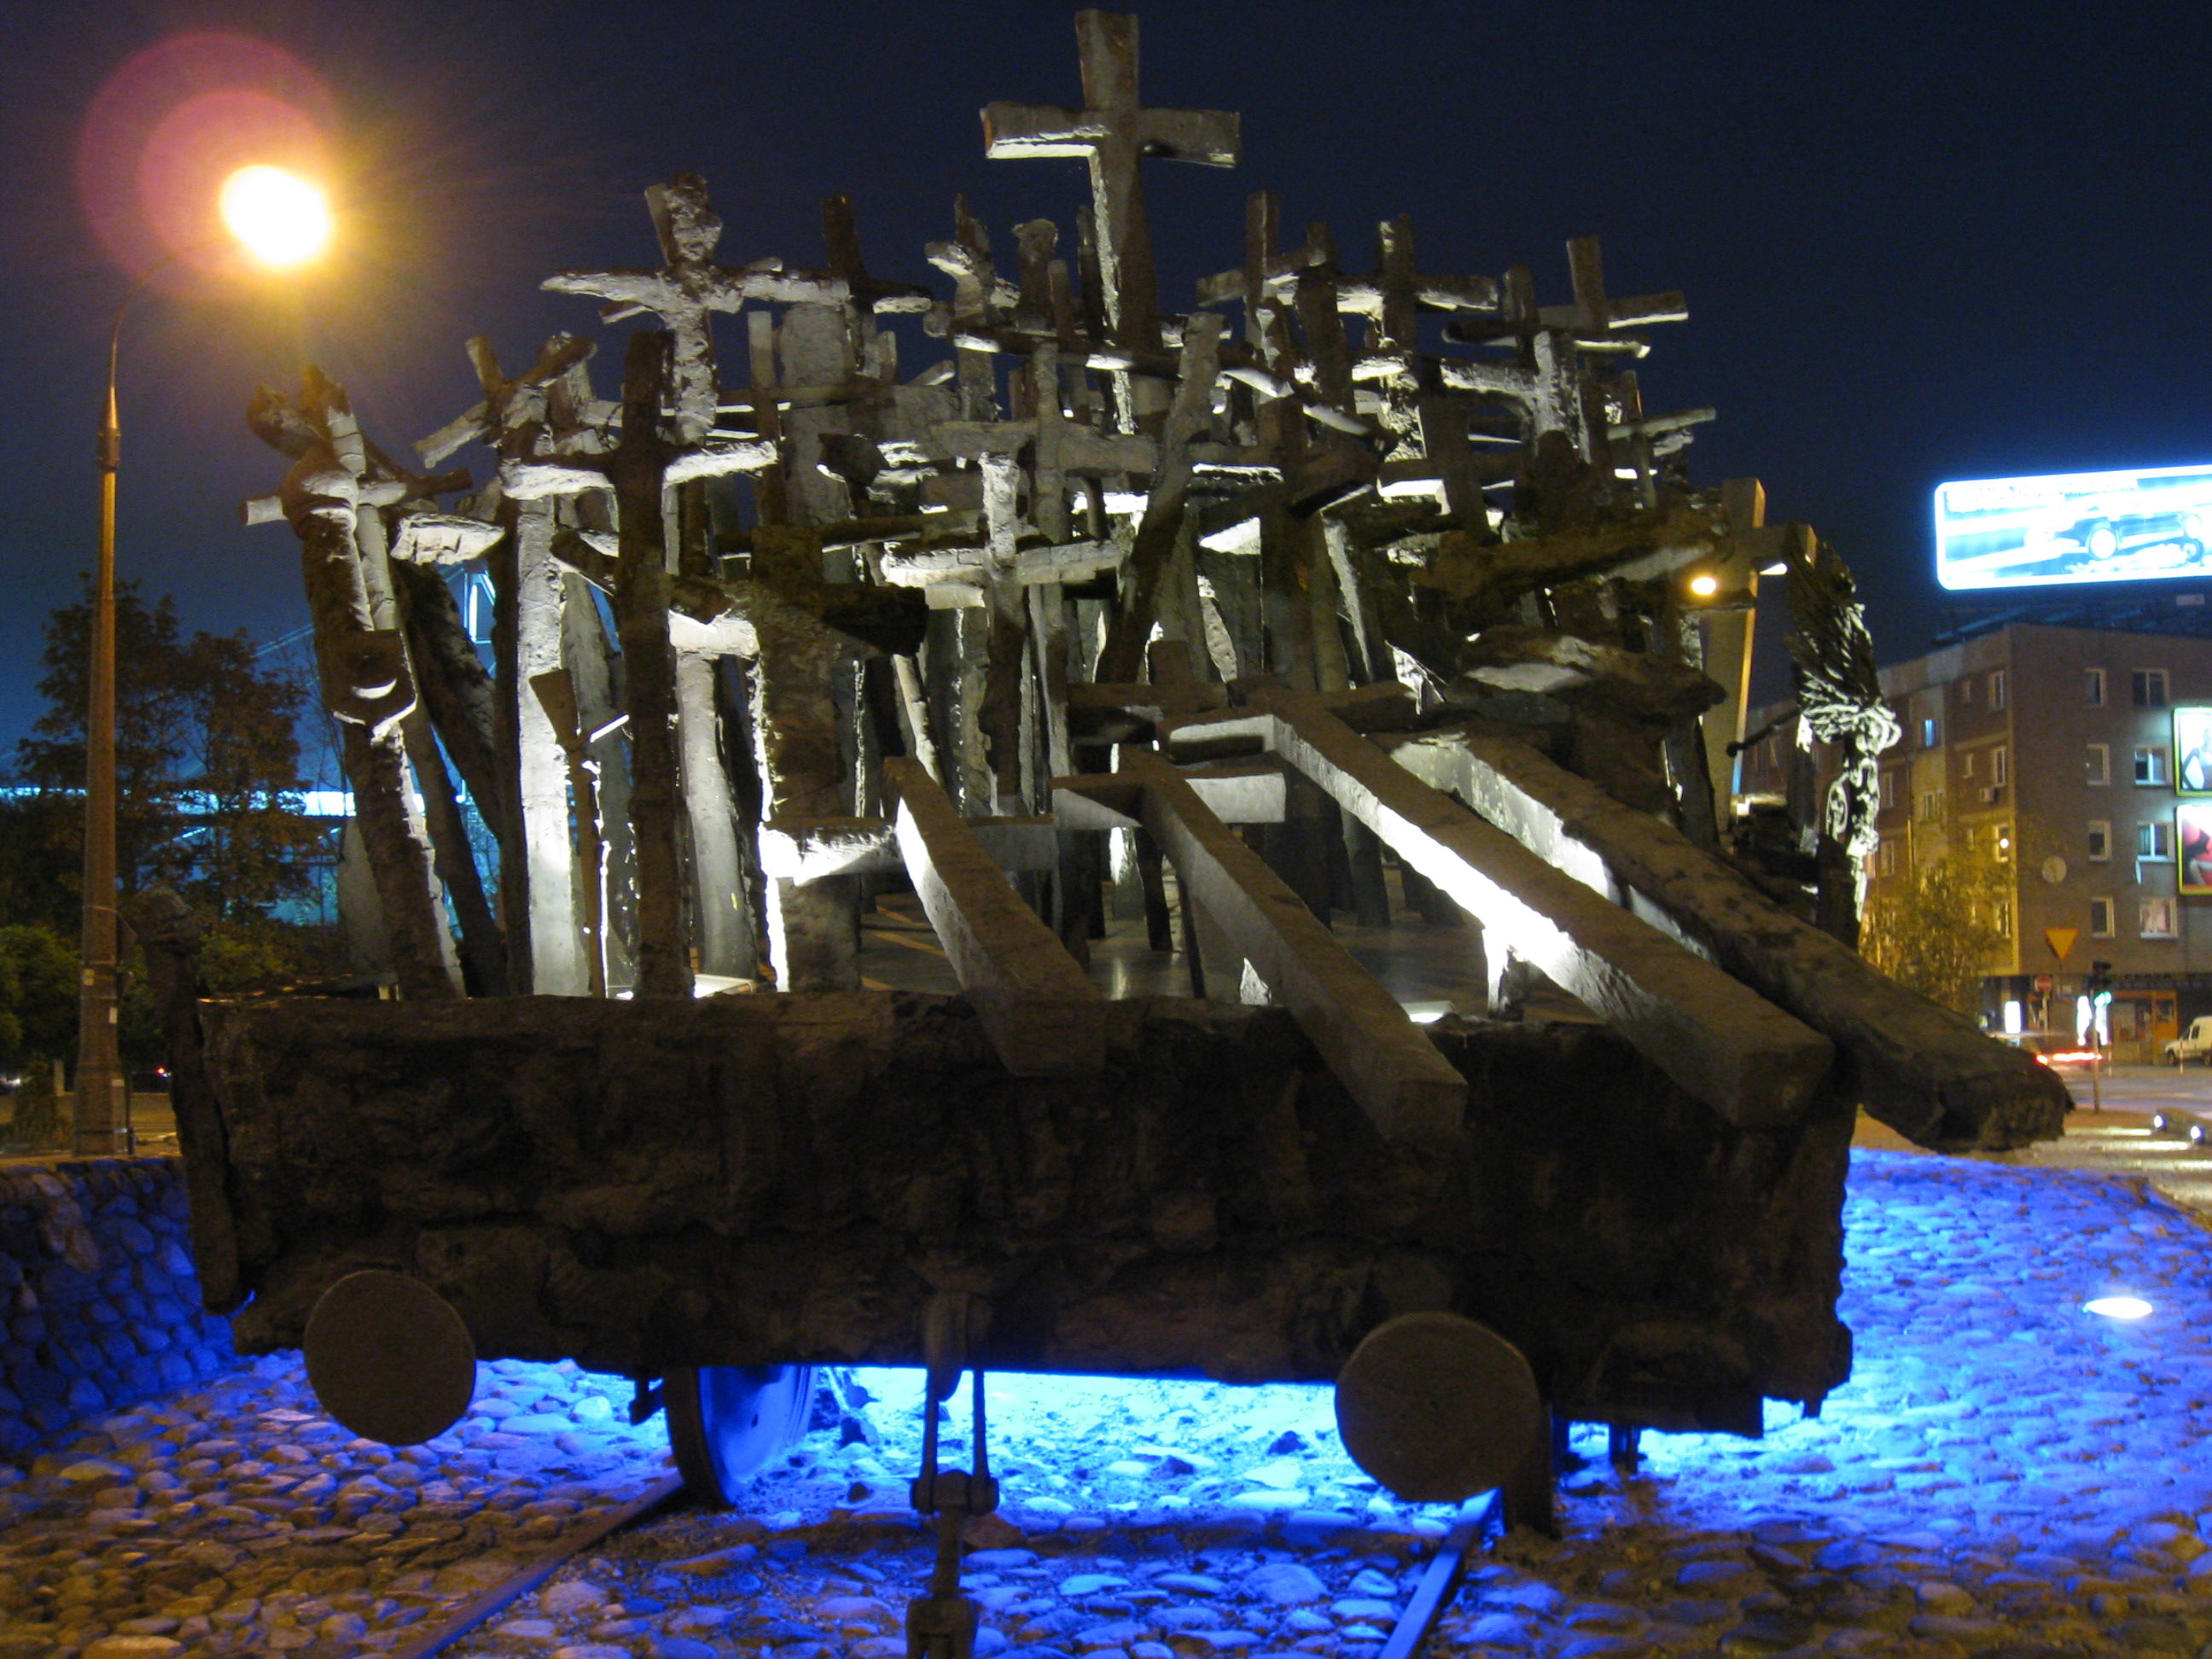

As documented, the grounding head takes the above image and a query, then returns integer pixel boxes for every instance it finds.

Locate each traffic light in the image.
[2087,960,2114,1005]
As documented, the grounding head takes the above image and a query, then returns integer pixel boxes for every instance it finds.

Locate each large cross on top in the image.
[983,11,1238,354]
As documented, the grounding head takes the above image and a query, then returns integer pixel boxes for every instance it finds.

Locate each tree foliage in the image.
[5,584,340,1067]
[14,579,329,923]
[1860,836,2013,1018]
[0,925,76,1074]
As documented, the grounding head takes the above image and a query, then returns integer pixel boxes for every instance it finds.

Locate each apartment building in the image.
[1742,619,2212,1057]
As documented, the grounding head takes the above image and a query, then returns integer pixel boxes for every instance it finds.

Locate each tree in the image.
[14,579,328,924]
[1860,835,2013,1018]
[0,925,78,1147]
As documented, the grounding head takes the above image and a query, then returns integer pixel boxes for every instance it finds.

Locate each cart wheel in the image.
[303,1270,476,1447]
[666,1365,818,1506]
[1334,1311,1543,1504]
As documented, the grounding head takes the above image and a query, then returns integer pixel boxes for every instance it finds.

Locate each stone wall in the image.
[0,1157,237,1462]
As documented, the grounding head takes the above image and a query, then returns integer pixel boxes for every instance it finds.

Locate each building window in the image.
[1921,716,1940,747]
[1963,749,1976,778]
[2091,897,2116,937]
[1879,770,1897,811]
[1960,677,1974,704]
[2087,667,2106,706]
[2087,820,2110,861]
[1877,840,1896,877]
[2087,743,2110,786]
[2133,668,2170,708]
[1990,669,2008,710]
[1918,791,1944,823]
[2143,897,2180,938]
[1995,899,2013,938]
[1992,745,2009,786]
[2139,820,2174,860]
[2135,745,2170,786]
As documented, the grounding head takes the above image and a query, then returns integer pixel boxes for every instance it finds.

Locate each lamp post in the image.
[73,164,331,1155]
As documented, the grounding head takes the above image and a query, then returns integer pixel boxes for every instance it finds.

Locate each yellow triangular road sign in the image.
[2046,927,2079,963]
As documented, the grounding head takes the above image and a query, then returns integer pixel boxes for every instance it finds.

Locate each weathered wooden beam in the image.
[885,758,1105,1078]
[1122,748,1464,1148]
[1392,726,2071,1151]
[758,813,1061,880]
[1052,760,1286,830]
[1244,691,1833,1129]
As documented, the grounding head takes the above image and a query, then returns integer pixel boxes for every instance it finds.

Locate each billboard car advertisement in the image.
[1935,464,2212,591]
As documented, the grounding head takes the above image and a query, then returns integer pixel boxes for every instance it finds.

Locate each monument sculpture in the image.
[164,9,2069,1599]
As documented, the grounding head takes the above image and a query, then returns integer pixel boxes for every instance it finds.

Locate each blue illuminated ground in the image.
[14,1145,2212,1654]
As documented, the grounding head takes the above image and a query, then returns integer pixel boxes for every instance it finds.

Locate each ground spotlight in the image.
[2192,1121,2207,1147]
[2084,1295,2154,1320]
[2153,1112,2171,1133]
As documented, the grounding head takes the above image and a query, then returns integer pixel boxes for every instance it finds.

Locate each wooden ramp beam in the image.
[1122,748,1466,1149]
[1390,725,2070,1150]
[885,759,1105,1078]
[1241,690,1832,1128]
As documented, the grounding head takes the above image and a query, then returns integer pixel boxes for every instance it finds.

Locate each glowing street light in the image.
[74,164,330,1154]
[218,164,331,268]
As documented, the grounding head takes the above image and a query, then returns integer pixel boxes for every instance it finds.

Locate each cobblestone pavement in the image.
[8,1144,2212,1658]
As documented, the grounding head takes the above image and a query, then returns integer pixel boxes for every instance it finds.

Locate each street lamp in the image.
[74,163,330,1155]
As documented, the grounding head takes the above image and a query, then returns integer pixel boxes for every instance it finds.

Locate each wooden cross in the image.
[925,198,1018,422]
[1337,215,1499,368]
[1440,266,1592,456]
[1539,236,1686,351]
[503,332,779,996]
[416,333,595,469]
[544,173,847,440]
[984,9,1239,356]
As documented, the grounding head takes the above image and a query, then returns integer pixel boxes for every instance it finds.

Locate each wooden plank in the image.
[885,759,1104,1078]
[1121,748,1464,1148]
[1245,690,1832,1128]
[1053,761,1287,830]
[760,814,1061,881]
[1391,725,2071,1150]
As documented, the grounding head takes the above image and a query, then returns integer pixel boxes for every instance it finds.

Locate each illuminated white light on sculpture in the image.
[1687,573,1719,598]
[219,164,331,267]
[1758,561,1789,576]
[1400,1001,1452,1025]
[2084,1295,2153,1320]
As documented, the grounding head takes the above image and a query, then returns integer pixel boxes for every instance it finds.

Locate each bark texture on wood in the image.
[192,990,1851,1435]
[608,333,690,998]
[676,649,754,978]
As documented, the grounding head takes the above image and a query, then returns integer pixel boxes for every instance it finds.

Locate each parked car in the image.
[2163,1016,2212,1065]
[2032,494,2207,564]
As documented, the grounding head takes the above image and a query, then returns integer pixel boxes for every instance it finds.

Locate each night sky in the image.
[3,2,2209,765]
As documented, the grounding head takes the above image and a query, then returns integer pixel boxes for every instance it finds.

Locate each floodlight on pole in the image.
[73,165,330,1155]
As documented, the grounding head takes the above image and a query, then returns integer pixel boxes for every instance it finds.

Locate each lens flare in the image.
[220,166,329,266]
[77,33,334,280]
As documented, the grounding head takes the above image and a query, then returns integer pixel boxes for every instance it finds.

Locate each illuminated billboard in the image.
[2182,803,2212,894]
[1935,463,2212,591]
[2180,709,2212,795]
